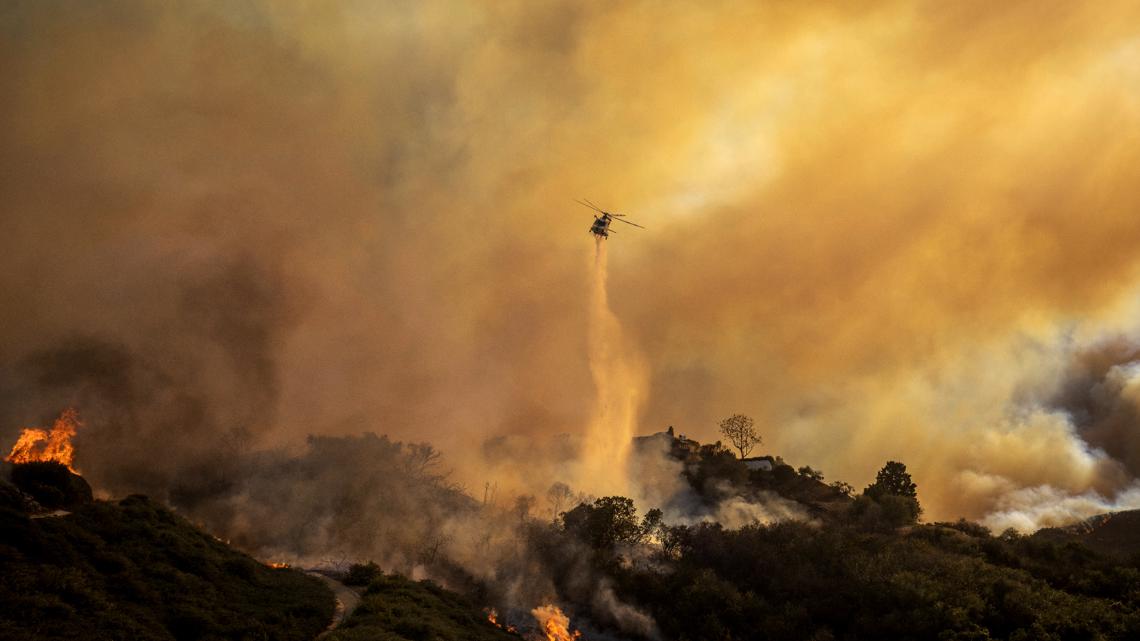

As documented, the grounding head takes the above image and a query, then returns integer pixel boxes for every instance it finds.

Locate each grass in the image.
[326,573,518,641]
[0,494,334,641]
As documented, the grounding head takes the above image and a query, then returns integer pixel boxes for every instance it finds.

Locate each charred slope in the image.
[0,493,334,641]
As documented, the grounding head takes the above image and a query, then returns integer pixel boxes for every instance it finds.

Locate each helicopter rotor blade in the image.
[576,199,605,214]
[583,198,611,214]
[614,218,645,229]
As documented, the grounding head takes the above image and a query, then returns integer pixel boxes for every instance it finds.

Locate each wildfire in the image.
[486,609,518,634]
[267,561,291,569]
[531,604,582,641]
[5,409,81,473]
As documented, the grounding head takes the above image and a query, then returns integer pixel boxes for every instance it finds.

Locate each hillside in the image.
[517,503,1140,641]
[636,430,853,518]
[0,475,335,641]
[1034,509,1140,560]
[326,571,520,641]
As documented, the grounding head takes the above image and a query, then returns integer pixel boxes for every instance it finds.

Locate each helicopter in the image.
[577,199,645,239]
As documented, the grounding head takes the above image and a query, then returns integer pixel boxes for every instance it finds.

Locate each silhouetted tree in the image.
[562,496,641,550]
[863,460,922,524]
[866,461,917,498]
[718,414,760,459]
[640,507,665,542]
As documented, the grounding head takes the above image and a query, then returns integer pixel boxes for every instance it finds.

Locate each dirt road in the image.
[308,572,361,636]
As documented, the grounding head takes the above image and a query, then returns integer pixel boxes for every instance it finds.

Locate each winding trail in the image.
[308,572,361,637]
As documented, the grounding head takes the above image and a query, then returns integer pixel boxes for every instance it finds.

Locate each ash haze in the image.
[4,0,1140,531]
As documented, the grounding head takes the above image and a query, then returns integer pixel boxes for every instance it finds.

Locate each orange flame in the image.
[531,604,582,641]
[486,609,518,633]
[5,409,81,473]
[267,561,291,569]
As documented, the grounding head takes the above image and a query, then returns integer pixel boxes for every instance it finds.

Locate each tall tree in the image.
[865,461,918,499]
[562,496,641,550]
[863,460,922,524]
[718,414,760,459]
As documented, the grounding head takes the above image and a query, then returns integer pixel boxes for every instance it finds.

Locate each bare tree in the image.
[718,414,760,459]
[403,442,442,479]
[546,482,573,520]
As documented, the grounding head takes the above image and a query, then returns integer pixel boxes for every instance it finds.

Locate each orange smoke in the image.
[4,409,81,473]
[531,604,582,641]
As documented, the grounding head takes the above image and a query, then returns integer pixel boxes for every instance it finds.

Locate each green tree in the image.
[865,461,918,498]
[562,496,642,550]
[718,414,760,459]
[863,460,922,524]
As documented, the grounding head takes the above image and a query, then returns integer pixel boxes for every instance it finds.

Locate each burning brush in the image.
[486,608,518,634]
[531,604,582,641]
[486,604,583,640]
[5,408,82,473]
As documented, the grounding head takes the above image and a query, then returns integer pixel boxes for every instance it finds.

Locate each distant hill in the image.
[0,476,335,641]
[1034,509,1140,559]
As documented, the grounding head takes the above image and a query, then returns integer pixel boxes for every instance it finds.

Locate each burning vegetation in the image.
[532,605,582,641]
[485,609,517,634]
[4,408,81,473]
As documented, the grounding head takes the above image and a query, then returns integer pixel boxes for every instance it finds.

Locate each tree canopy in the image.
[861,460,922,525]
[866,461,918,499]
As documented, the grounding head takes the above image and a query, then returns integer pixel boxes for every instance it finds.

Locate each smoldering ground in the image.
[6,0,1140,582]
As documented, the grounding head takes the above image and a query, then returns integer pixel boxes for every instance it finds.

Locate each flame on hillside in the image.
[486,608,517,633]
[531,604,582,641]
[267,561,291,569]
[5,409,81,473]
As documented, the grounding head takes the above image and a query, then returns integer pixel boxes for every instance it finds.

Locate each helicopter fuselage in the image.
[589,213,612,239]
[579,199,643,238]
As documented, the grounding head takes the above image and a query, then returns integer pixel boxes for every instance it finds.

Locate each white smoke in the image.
[980,482,1140,533]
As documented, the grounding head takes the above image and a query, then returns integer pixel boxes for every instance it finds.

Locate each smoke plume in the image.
[5,1,1140,543]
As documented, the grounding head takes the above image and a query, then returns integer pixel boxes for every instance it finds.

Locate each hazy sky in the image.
[4,0,1140,523]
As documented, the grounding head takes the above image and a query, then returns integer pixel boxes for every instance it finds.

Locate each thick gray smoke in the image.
[0,256,294,498]
[1049,339,1140,477]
